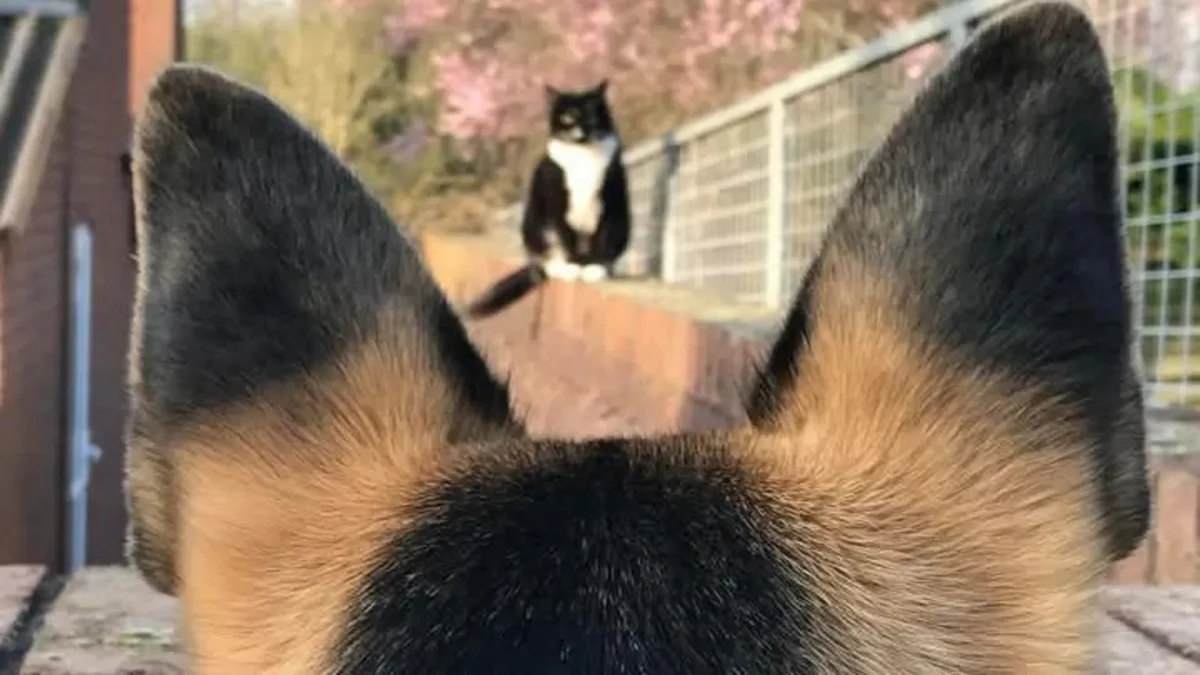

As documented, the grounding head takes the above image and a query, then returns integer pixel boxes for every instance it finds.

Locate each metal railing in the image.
[498,0,1200,409]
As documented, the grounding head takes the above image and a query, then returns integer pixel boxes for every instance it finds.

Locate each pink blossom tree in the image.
[381,0,932,142]
[314,0,936,228]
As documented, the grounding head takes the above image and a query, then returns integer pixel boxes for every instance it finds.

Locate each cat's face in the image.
[546,82,614,143]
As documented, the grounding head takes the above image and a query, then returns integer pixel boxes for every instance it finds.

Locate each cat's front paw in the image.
[580,264,609,283]
[545,260,582,281]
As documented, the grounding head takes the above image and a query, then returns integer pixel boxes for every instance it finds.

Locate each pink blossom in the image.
[398,0,453,31]
[386,120,431,162]
[384,13,417,50]
[366,0,923,140]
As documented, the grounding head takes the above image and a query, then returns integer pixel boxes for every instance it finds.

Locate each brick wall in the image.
[0,0,133,567]
[422,232,1200,585]
[1113,453,1200,584]
[128,0,180,117]
[0,133,69,566]
[0,0,176,567]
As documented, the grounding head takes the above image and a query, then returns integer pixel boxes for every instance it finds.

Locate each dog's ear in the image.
[746,2,1148,561]
[124,65,515,594]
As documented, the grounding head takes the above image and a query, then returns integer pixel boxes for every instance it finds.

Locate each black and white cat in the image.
[464,81,631,319]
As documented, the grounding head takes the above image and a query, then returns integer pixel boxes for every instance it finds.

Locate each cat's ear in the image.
[544,83,559,103]
[124,65,516,593]
[746,2,1148,561]
[595,79,609,96]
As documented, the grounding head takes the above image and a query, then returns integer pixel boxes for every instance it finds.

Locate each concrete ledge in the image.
[1098,615,1200,673]
[20,567,183,674]
[0,567,43,640]
[1104,587,1200,661]
[0,566,45,670]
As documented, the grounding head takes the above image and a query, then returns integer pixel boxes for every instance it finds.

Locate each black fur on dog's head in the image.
[125,3,1147,672]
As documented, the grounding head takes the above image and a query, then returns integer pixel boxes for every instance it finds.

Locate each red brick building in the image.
[0,0,181,570]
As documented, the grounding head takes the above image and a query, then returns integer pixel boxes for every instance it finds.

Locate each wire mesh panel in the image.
[667,112,773,303]
[618,147,670,277]
[1086,0,1200,408]
[779,39,952,302]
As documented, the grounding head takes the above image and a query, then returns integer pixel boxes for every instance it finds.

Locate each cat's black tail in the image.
[462,262,547,319]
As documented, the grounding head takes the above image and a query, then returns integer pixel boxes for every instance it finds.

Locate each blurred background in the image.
[184,0,947,232]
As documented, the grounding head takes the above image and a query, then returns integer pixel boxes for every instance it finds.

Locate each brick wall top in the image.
[422,232,778,433]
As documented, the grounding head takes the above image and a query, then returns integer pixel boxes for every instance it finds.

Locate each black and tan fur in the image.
[125,3,1149,673]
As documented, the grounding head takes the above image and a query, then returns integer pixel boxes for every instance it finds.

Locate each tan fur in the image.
[124,439,177,591]
[122,120,176,594]
[172,334,469,674]
[737,259,1104,672]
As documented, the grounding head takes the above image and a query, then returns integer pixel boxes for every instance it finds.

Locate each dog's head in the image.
[125,3,1148,672]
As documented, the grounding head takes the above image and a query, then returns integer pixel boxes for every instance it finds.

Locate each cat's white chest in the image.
[547,135,619,234]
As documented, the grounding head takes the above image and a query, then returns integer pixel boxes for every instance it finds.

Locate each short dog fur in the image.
[125,3,1149,673]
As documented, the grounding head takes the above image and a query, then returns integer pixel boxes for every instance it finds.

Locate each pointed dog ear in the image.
[124,65,516,594]
[747,2,1148,561]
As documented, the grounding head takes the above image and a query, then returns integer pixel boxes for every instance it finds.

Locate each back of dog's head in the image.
[125,3,1148,672]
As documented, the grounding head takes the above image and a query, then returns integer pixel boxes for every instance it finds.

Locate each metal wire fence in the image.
[498,0,1200,410]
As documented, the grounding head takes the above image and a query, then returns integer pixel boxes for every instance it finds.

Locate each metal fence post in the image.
[660,133,681,284]
[947,17,971,53]
[67,221,100,574]
[764,98,787,308]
